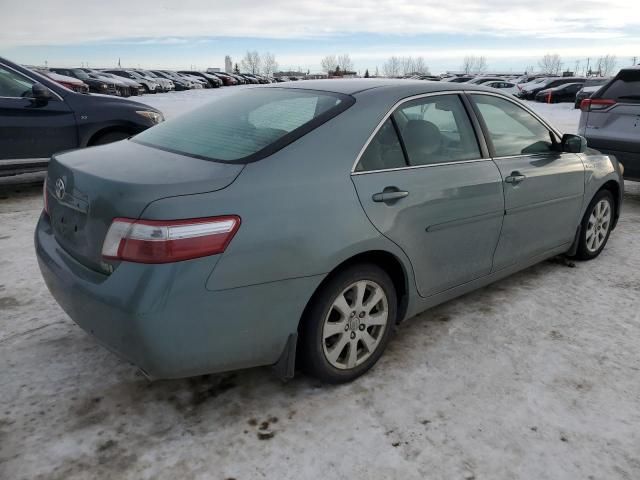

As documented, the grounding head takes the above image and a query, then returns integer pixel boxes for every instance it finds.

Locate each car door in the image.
[468,93,585,270]
[0,63,77,160]
[351,93,505,297]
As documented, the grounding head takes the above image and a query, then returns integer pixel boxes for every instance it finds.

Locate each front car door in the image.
[352,93,505,297]
[468,93,585,270]
[0,62,77,160]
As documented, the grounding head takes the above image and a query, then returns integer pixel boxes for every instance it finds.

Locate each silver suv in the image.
[578,66,640,180]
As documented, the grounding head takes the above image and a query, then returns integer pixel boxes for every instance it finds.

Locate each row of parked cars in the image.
[439,73,613,106]
[32,67,282,98]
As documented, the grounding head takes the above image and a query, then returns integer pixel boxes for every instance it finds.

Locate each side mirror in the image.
[562,133,587,153]
[32,83,52,103]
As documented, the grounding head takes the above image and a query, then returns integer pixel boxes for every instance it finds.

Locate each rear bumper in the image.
[35,212,323,378]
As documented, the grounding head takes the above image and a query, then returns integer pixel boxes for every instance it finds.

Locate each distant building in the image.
[207,67,221,73]
[224,56,232,73]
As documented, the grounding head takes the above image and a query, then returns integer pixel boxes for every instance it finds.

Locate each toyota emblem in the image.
[55,178,66,200]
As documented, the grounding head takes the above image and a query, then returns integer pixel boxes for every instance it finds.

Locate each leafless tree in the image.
[538,54,562,75]
[411,56,430,74]
[261,52,278,76]
[241,50,261,74]
[320,55,337,73]
[461,55,487,75]
[596,54,617,76]
[337,54,354,72]
[382,56,401,77]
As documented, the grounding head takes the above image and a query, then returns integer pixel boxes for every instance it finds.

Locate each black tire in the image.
[574,189,615,260]
[300,263,397,384]
[90,131,130,146]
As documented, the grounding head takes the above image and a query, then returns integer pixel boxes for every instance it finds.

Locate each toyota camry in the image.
[36,80,624,383]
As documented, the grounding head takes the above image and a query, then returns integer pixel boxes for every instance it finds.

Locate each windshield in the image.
[133,88,353,163]
[71,69,89,80]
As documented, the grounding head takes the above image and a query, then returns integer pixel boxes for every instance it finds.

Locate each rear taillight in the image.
[580,98,616,112]
[42,179,49,216]
[102,216,240,264]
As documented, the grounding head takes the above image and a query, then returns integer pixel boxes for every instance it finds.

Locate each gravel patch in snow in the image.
[0,88,637,480]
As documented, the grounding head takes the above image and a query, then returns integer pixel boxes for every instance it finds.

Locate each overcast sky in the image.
[2,0,639,73]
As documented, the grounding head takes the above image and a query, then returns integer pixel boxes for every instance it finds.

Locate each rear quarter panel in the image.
[140,88,419,305]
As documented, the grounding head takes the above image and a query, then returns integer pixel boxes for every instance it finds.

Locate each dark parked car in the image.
[534,82,584,103]
[35,80,622,383]
[50,68,117,95]
[0,57,163,177]
[574,78,610,108]
[579,67,640,180]
[518,77,585,100]
[102,69,160,94]
[177,71,222,88]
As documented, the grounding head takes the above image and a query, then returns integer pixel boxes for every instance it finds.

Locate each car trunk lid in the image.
[46,140,244,273]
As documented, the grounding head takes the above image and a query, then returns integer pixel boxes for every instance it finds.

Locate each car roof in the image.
[263,78,502,97]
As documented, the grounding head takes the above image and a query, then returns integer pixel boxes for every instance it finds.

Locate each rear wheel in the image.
[300,264,396,383]
[574,190,615,260]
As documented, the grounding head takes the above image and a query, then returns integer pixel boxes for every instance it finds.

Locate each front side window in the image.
[393,95,481,166]
[0,65,34,98]
[133,88,352,162]
[471,94,556,157]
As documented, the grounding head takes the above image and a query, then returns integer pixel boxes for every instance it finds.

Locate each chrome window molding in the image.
[350,91,467,174]
[0,62,64,102]
[350,89,565,175]
[351,157,490,176]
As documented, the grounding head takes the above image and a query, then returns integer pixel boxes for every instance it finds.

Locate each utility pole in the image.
[585,57,590,76]
[633,56,638,66]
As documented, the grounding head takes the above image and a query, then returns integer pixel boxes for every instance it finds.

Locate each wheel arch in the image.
[598,180,621,228]
[86,126,137,146]
[300,250,410,331]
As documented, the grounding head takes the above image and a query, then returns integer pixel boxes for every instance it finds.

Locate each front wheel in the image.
[574,190,615,260]
[300,264,396,383]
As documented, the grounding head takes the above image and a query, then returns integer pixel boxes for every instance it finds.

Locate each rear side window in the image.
[472,94,556,157]
[133,88,353,163]
[598,69,640,102]
[393,95,480,166]
[355,118,406,172]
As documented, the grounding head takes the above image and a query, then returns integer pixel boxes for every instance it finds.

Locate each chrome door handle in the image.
[372,190,409,203]
[505,173,526,184]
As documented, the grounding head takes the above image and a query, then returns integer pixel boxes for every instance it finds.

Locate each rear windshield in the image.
[597,69,640,102]
[133,88,353,163]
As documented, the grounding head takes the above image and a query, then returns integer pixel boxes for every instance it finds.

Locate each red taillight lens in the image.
[102,216,240,264]
[42,178,49,216]
[580,98,616,112]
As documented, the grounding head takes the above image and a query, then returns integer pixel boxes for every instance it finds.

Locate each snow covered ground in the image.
[1,88,638,480]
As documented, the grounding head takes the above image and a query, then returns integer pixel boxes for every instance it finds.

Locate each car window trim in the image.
[465,91,563,160]
[350,91,489,175]
[0,62,64,102]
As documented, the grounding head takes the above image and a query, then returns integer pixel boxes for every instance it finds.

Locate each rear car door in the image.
[469,93,585,270]
[0,62,77,160]
[578,68,640,179]
[352,93,505,297]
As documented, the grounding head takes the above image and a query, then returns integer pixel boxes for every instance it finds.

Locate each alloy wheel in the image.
[322,280,388,370]
[585,199,612,253]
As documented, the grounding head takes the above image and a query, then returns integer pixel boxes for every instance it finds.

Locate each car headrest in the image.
[402,120,442,155]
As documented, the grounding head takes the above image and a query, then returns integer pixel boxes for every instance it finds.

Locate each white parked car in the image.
[484,80,518,95]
